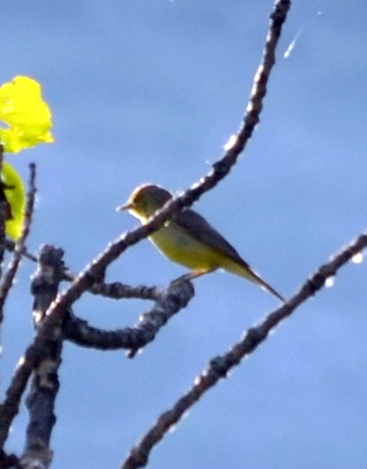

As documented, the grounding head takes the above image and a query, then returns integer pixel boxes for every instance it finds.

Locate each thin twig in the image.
[4,238,38,262]
[0,145,6,282]
[121,230,367,469]
[0,164,37,319]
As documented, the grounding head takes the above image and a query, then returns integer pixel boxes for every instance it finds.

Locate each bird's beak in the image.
[116,201,131,212]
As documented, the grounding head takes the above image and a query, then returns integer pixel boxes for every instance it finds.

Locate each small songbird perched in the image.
[117,184,285,302]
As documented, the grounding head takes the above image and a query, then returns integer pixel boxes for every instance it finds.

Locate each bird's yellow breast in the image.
[149,221,221,272]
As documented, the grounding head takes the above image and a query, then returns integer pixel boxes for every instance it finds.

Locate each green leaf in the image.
[2,162,26,240]
[0,76,53,153]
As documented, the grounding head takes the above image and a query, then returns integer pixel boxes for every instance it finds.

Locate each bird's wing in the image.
[172,209,249,266]
[173,209,285,302]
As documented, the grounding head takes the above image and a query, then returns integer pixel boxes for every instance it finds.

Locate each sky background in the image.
[1,0,367,468]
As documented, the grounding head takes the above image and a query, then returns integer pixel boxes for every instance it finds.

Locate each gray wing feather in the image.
[172,209,249,267]
[173,209,285,302]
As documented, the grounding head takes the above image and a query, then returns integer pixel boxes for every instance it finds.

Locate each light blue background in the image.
[1,1,367,468]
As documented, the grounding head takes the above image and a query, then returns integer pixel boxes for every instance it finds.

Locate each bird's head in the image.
[117,184,172,222]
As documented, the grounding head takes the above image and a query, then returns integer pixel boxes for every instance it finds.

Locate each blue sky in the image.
[1,1,367,468]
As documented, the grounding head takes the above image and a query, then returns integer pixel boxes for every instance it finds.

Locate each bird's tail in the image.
[250,270,285,302]
[222,257,285,302]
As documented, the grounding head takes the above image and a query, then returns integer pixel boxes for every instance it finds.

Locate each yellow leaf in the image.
[0,76,53,153]
[2,162,26,240]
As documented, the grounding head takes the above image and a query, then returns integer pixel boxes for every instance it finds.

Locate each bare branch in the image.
[121,229,367,469]
[84,280,163,301]
[20,245,66,469]
[64,278,194,357]
[0,347,37,450]
[0,163,37,319]
[0,245,65,453]
[0,145,7,284]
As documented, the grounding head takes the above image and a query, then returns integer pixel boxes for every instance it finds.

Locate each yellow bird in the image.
[117,184,285,302]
